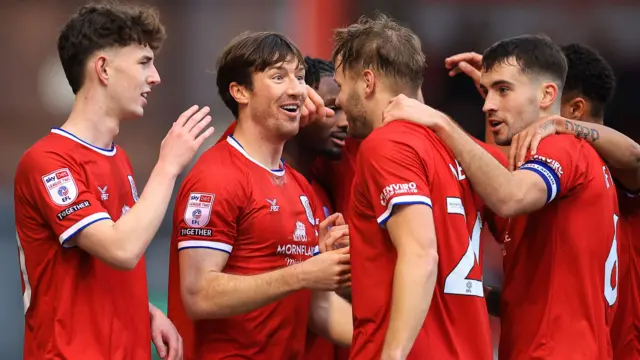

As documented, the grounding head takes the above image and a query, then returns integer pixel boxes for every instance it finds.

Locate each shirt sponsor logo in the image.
[184,192,215,228]
[531,155,563,177]
[42,168,78,206]
[56,200,90,221]
[180,227,213,237]
[380,182,418,206]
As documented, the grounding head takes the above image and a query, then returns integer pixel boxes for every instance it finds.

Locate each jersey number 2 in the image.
[604,214,619,306]
[444,212,484,297]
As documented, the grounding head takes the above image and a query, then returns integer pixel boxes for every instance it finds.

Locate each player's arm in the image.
[354,130,438,359]
[178,182,350,319]
[382,204,438,360]
[556,118,640,191]
[181,248,307,319]
[74,106,213,269]
[308,291,353,347]
[439,120,548,217]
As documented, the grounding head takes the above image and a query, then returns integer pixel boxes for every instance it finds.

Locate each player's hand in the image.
[150,304,183,360]
[382,94,448,130]
[299,247,351,291]
[319,213,349,253]
[158,105,215,177]
[300,85,335,128]
[508,115,560,171]
[444,52,484,98]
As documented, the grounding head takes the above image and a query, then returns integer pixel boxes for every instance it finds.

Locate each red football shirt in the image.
[167,136,322,360]
[499,134,619,360]
[610,185,640,359]
[14,128,150,359]
[347,121,493,360]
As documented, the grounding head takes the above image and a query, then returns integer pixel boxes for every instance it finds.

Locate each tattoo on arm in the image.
[540,120,555,132]
[565,120,600,142]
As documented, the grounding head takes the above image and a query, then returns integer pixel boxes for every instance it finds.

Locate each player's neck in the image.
[282,140,315,181]
[61,91,120,149]
[233,117,284,170]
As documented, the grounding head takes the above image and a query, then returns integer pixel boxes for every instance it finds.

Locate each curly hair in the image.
[57,2,166,94]
[561,43,616,118]
[304,56,334,90]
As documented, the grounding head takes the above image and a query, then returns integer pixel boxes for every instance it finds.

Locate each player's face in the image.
[296,76,348,159]
[248,58,306,141]
[334,63,371,139]
[480,61,541,146]
[106,44,161,120]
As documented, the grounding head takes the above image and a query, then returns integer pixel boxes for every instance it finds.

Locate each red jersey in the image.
[14,128,150,359]
[167,136,322,360]
[216,121,237,144]
[499,134,619,360]
[611,185,640,359]
[347,121,493,360]
[317,137,362,215]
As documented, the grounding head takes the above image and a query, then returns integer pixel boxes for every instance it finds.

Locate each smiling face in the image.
[102,44,161,120]
[296,75,349,159]
[245,58,307,141]
[480,60,542,146]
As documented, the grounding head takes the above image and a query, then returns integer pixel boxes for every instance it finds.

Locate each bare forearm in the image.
[436,119,521,216]
[309,291,353,347]
[560,119,640,170]
[111,164,177,258]
[382,252,438,358]
[189,265,304,319]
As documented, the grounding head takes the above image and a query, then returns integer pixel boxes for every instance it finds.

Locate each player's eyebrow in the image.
[140,55,153,62]
[490,79,515,88]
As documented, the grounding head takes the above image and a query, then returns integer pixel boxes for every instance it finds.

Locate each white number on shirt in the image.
[16,232,32,314]
[444,212,484,297]
[604,214,619,306]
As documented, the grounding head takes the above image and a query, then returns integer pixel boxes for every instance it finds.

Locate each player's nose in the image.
[482,93,498,113]
[148,65,161,86]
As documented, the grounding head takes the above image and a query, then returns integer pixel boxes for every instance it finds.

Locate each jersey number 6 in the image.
[604,214,619,306]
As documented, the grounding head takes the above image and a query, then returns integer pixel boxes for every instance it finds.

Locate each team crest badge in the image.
[127,175,139,203]
[184,192,215,228]
[299,195,315,225]
[42,168,78,206]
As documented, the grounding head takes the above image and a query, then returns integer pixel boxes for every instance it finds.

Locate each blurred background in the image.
[2,0,639,358]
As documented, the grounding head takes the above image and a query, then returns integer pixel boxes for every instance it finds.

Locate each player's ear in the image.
[94,53,110,87]
[564,97,587,120]
[229,82,250,106]
[539,81,559,110]
[363,69,375,97]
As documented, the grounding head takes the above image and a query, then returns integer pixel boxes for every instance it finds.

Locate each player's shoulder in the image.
[180,139,248,193]
[362,121,436,153]
[17,133,77,173]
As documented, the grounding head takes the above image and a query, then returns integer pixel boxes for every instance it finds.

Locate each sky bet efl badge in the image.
[184,192,215,228]
[42,168,78,206]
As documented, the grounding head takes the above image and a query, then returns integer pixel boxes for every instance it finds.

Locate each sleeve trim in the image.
[59,212,112,247]
[377,195,432,228]
[521,160,560,203]
[178,240,232,254]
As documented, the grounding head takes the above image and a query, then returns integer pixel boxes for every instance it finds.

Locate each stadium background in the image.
[1,0,639,358]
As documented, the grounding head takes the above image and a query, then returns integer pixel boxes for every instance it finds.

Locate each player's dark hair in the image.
[216,32,305,118]
[561,43,616,118]
[57,2,166,94]
[304,56,335,90]
[482,34,567,89]
[332,13,425,94]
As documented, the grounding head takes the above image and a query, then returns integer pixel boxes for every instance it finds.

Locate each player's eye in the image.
[273,75,284,81]
[328,105,341,112]
[296,75,305,82]
[499,86,509,94]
